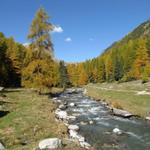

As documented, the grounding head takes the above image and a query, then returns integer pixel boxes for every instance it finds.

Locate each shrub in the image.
[111,101,123,109]
[142,72,149,84]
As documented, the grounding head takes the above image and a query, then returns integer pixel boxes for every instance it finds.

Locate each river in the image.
[55,89,150,150]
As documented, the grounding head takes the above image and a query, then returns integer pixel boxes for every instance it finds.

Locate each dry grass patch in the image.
[0,88,68,150]
[86,82,150,117]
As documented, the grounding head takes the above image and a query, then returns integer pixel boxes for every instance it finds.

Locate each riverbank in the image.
[85,81,150,118]
[0,88,82,150]
[52,88,150,150]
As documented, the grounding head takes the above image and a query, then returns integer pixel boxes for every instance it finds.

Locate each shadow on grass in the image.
[36,89,64,98]
[38,91,64,98]
[0,110,10,118]
[48,92,63,98]
[2,90,22,93]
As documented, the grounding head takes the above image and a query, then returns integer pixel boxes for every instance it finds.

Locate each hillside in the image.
[67,19,150,86]
[104,19,150,53]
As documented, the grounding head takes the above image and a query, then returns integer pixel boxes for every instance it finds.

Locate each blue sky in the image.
[0,0,150,62]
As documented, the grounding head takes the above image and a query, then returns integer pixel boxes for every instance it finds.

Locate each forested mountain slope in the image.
[67,19,150,86]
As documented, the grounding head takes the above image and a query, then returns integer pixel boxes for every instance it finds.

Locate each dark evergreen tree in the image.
[59,61,70,89]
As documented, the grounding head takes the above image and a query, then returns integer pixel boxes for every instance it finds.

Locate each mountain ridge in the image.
[66,19,150,86]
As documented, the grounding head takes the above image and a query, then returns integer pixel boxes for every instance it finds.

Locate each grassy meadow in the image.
[0,88,83,150]
[85,81,150,117]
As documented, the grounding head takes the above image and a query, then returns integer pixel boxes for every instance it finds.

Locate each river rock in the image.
[83,89,87,95]
[0,143,5,150]
[63,101,68,106]
[66,89,76,94]
[57,100,62,103]
[113,128,122,135]
[112,108,133,118]
[39,138,61,149]
[145,116,150,120]
[101,101,108,106]
[55,110,68,120]
[69,103,76,107]
[80,121,88,125]
[0,87,4,92]
[72,113,80,117]
[80,141,91,149]
[77,135,85,142]
[67,115,76,121]
[89,120,94,124]
[137,91,150,95]
[68,125,79,131]
[69,130,78,138]
[59,104,67,110]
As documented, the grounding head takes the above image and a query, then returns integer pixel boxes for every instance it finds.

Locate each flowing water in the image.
[56,89,150,150]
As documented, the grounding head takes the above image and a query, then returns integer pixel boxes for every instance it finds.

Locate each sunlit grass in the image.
[86,81,150,117]
[0,88,67,150]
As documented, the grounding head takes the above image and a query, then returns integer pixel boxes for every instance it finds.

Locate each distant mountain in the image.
[95,19,150,82]
[67,19,150,86]
[126,19,150,39]
[103,19,150,54]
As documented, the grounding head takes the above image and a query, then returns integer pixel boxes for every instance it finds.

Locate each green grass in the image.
[0,88,74,150]
[85,81,150,117]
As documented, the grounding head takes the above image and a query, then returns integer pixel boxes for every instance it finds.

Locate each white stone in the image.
[59,104,67,110]
[64,123,69,126]
[80,141,91,149]
[72,113,80,117]
[77,135,85,142]
[113,108,133,118]
[66,89,76,94]
[55,110,68,120]
[69,103,75,107]
[57,100,62,103]
[63,101,68,105]
[80,121,88,125]
[39,138,61,149]
[69,130,78,138]
[113,128,122,135]
[137,91,150,95]
[145,116,150,120]
[89,120,94,124]
[83,89,87,94]
[68,125,79,131]
[67,115,76,121]
[0,143,5,150]
[0,87,4,92]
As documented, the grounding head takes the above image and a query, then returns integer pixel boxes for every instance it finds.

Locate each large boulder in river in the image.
[68,125,79,131]
[39,138,61,149]
[112,108,133,118]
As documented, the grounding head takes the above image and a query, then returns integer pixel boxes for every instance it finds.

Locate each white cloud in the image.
[65,37,72,42]
[53,25,63,33]
[23,42,30,46]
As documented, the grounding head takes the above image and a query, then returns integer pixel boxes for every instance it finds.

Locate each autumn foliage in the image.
[1,9,150,88]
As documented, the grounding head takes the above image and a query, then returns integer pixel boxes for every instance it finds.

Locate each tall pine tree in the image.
[28,7,53,58]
